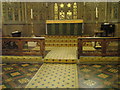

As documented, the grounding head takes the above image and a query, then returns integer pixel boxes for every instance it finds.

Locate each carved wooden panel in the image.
[97,2,106,22]
[119,1,120,22]
[77,2,84,19]
[2,2,23,21]
[2,2,120,36]
[48,3,54,20]
[2,2,119,23]
[4,3,13,21]
[107,2,119,22]
[0,2,2,30]
[53,2,78,20]
[84,2,96,22]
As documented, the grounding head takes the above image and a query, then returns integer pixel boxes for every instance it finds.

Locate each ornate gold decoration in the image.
[67,3,71,8]
[54,3,58,20]
[73,2,77,19]
[54,2,78,20]
[66,10,72,19]
[60,3,64,8]
[59,10,65,20]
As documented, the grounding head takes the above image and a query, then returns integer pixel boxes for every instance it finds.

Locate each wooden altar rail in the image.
[78,37,120,59]
[2,37,45,58]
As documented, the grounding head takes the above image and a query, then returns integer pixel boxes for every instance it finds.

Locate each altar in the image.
[46,19,83,35]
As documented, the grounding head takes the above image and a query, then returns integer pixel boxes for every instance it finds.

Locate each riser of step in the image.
[45,44,93,47]
[41,35,81,38]
[1,56,43,63]
[44,57,119,63]
[45,40,78,43]
[45,44,77,47]
[45,41,92,44]
[46,40,77,42]
[45,42,77,44]
[44,59,77,63]
[45,37,78,39]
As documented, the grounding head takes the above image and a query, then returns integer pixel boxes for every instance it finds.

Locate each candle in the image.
[46,3,48,7]
[96,7,98,18]
[31,9,33,19]
[84,2,85,6]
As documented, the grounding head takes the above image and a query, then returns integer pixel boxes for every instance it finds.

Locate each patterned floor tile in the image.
[44,47,77,59]
[2,62,120,89]
[2,63,42,88]
[78,64,119,88]
[26,63,78,88]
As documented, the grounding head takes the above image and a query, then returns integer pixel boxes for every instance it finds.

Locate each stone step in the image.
[1,56,43,63]
[45,44,77,47]
[45,42,77,44]
[41,35,81,38]
[44,59,77,63]
[46,40,77,42]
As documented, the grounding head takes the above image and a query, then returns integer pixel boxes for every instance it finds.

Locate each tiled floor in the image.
[26,63,78,88]
[2,63,119,89]
[78,64,120,88]
[2,63,42,88]
[1,46,119,89]
[44,47,78,63]
[45,47,96,60]
[45,47,77,59]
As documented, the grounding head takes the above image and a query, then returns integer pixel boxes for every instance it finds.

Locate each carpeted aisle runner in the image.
[25,63,78,88]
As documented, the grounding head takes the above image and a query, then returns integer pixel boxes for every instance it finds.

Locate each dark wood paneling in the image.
[2,2,119,36]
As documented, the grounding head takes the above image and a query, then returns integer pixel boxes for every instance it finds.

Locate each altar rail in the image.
[2,37,45,58]
[78,37,120,59]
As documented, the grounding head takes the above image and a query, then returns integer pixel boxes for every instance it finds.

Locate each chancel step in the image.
[40,35,90,47]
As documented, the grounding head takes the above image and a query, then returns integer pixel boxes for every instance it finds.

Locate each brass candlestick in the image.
[31,9,35,37]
